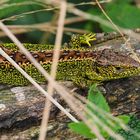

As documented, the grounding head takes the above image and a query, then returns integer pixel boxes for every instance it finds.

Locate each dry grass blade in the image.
[0,0,9,5]
[0,24,88,38]
[39,1,67,140]
[1,8,58,22]
[95,0,126,41]
[0,1,43,9]
[73,0,111,6]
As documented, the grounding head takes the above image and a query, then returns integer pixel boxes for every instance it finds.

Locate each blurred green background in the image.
[0,0,140,44]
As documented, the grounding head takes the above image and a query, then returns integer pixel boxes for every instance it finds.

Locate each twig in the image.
[39,1,67,139]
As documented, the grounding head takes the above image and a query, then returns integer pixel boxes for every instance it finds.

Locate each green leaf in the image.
[68,121,110,138]
[86,0,140,32]
[0,1,54,42]
[68,122,95,138]
[0,0,38,19]
[117,115,131,125]
[111,0,133,5]
[88,84,110,112]
[68,85,131,139]
[109,115,131,132]
[101,3,140,31]
[107,115,140,140]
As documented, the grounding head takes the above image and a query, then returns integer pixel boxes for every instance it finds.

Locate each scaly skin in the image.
[0,33,140,87]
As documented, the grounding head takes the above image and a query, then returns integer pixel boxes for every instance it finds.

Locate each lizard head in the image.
[94,49,140,81]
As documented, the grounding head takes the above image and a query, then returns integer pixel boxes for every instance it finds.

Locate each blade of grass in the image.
[39,1,67,140]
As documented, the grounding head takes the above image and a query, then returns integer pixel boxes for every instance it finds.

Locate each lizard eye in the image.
[115,66,123,72]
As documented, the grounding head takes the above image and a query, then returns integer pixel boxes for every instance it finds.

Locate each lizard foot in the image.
[69,32,96,48]
[80,32,96,47]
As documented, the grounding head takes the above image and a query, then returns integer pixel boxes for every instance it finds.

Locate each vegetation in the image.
[0,0,140,139]
[68,84,137,139]
[1,0,140,43]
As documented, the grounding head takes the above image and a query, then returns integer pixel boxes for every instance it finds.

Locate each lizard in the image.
[0,33,140,87]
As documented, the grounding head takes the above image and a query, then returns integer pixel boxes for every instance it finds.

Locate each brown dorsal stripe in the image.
[0,47,97,64]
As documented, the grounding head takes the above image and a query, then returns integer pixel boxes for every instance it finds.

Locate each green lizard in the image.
[0,33,140,87]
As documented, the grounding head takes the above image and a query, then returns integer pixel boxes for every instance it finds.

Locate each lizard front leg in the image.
[68,32,96,49]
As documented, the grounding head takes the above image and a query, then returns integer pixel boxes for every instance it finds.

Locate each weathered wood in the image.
[0,84,61,131]
[103,76,140,117]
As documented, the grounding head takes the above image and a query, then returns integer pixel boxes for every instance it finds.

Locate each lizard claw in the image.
[69,32,96,48]
[80,32,96,47]
[84,33,96,46]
